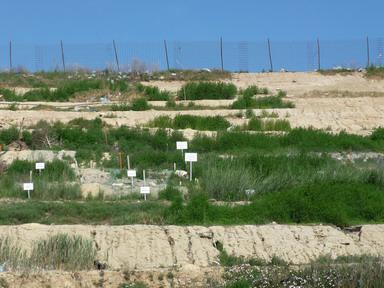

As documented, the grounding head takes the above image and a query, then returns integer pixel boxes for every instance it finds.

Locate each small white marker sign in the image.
[185,152,197,162]
[35,162,45,170]
[140,186,151,194]
[23,183,34,191]
[127,170,137,177]
[176,141,188,150]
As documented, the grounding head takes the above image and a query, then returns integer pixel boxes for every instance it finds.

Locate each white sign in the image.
[140,186,151,194]
[35,162,45,170]
[185,152,197,162]
[176,141,188,150]
[127,170,137,177]
[23,183,34,191]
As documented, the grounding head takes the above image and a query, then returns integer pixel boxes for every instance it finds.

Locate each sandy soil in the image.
[144,72,384,95]
[2,72,384,135]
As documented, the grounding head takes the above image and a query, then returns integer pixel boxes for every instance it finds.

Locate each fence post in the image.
[317,38,321,71]
[164,40,170,71]
[9,41,12,71]
[220,37,224,71]
[366,36,370,67]
[267,38,273,72]
[60,40,66,72]
[113,40,120,72]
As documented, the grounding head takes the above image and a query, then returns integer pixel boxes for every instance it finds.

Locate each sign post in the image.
[140,170,150,201]
[127,169,136,189]
[23,183,34,199]
[185,153,197,181]
[176,141,188,157]
[35,162,45,175]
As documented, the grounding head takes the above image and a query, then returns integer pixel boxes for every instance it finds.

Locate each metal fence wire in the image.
[0,37,382,72]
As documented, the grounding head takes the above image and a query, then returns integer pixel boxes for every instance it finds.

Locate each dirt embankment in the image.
[1,223,383,287]
[1,224,383,269]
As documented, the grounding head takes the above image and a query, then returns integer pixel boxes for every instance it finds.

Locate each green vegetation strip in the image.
[0,180,383,227]
[147,115,231,131]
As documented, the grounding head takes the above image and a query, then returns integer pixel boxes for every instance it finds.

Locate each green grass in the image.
[0,79,103,102]
[177,82,237,100]
[0,234,96,271]
[190,128,383,153]
[231,91,294,109]
[147,115,231,131]
[196,153,384,201]
[0,180,382,227]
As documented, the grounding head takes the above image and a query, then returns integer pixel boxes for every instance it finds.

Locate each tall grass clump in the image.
[147,115,230,131]
[177,82,237,100]
[0,234,96,271]
[31,234,96,270]
[246,117,291,131]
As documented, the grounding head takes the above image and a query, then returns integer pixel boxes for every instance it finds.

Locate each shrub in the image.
[242,85,269,98]
[0,126,19,145]
[177,82,237,100]
[131,98,150,111]
[144,86,170,101]
[159,186,183,201]
[0,88,22,101]
[232,91,294,109]
[23,79,102,101]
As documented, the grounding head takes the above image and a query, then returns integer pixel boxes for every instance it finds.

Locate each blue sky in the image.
[0,0,382,71]
[1,0,381,43]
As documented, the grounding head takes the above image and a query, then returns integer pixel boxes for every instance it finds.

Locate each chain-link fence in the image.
[0,38,383,72]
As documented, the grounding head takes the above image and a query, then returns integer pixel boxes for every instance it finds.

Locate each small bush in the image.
[159,186,183,201]
[242,85,269,97]
[177,82,237,100]
[131,98,150,111]
[144,86,170,101]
